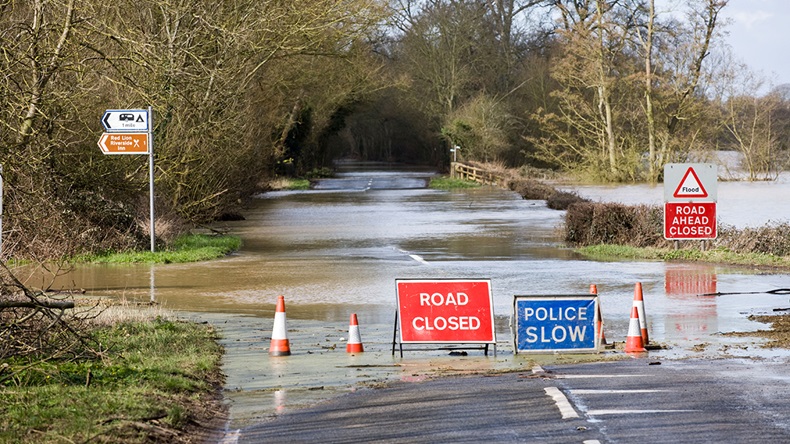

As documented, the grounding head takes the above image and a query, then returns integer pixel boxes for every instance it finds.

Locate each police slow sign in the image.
[513,295,599,353]
[395,279,495,344]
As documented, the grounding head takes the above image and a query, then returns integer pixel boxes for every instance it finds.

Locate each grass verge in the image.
[78,234,241,264]
[0,317,225,443]
[267,178,311,190]
[429,176,481,189]
[576,244,790,269]
[280,178,311,190]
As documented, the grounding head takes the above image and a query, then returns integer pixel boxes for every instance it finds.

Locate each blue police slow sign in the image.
[513,295,599,353]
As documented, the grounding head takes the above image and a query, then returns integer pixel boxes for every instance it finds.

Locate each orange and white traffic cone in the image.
[346,313,364,354]
[625,306,647,353]
[269,295,291,356]
[590,284,607,346]
[633,282,649,345]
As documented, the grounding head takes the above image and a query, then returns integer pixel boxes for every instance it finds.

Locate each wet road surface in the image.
[230,358,790,444]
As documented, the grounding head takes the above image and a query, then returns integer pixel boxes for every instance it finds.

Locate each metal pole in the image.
[148,106,155,253]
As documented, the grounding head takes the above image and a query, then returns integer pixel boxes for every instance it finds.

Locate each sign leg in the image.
[391,310,398,356]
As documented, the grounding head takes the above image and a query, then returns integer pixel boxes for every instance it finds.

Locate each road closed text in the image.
[412,315,480,331]
[396,280,495,343]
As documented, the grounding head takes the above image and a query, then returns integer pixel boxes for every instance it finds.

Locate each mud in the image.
[725,314,790,348]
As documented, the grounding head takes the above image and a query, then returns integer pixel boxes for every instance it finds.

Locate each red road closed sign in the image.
[664,202,717,239]
[395,279,495,343]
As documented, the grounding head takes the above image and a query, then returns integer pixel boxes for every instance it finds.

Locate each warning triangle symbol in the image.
[136,114,144,123]
[673,167,708,198]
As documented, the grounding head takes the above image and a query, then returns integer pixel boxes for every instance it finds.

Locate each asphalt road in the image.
[224,357,790,443]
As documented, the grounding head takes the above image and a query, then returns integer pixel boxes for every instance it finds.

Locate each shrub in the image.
[718,223,790,257]
[564,202,665,247]
[509,178,588,210]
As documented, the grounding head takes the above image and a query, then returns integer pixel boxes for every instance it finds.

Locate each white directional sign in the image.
[101,109,149,132]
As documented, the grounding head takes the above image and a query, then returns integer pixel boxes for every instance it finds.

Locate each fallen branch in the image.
[0,300,75,310]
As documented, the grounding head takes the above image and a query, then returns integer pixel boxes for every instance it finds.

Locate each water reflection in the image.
[149,265,156,303]
[663,264,719,341]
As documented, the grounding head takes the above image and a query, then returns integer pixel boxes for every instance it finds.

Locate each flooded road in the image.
[26,164,790,428]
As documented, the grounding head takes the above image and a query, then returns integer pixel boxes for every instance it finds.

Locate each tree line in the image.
[1,0,786,258]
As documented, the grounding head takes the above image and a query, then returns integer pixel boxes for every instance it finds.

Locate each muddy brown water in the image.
[18,163,790,429]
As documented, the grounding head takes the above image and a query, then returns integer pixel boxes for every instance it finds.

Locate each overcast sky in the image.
[721,0,790,87]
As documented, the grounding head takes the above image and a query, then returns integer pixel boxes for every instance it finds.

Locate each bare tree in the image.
[531,0,641,179]
[652,0,727,171]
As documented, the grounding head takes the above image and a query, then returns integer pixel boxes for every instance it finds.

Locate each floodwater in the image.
[559,173,790,228]
[20,162,790,429]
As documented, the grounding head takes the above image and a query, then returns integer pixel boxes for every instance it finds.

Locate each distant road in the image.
[229,358,790,443]
[312,171,433,191]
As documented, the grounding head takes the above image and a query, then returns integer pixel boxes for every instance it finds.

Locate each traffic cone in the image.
[625,306,647,353]
[633,282,649,345]
[269,295,291,356]
[590,284,607,345]
[346,313,364,353]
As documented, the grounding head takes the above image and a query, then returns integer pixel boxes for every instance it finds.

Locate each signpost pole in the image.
[98,107,153,251]
[148,105,155,253]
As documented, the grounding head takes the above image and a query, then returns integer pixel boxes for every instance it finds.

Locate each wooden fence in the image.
[450,162,508,187]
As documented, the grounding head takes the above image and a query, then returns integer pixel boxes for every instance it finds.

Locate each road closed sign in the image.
[395,279,495,344]
[664,163,718,240]
[513,295,599,353]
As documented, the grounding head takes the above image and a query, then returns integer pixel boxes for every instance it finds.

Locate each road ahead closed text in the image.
[664,202,717,239]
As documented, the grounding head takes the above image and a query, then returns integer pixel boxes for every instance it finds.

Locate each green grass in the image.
[429,176,481,189]
[283,179,311,190]
[576,244,790,268]
[0,319,223,443]
[77,234,241,264]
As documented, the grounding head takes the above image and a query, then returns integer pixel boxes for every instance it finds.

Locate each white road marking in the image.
[571,389,666,394]
[409,254,429,264]
[544,387,579,419]
[585,409,697,415]
[219,429,240,444]
[583,441,602,444]
[555,374,649,379]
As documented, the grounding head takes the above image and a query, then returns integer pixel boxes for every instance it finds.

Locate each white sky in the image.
[721,0,790,87]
